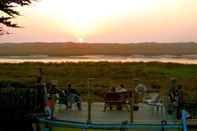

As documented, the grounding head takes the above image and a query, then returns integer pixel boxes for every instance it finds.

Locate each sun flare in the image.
[78,38,83,43]
[26,0,197,43]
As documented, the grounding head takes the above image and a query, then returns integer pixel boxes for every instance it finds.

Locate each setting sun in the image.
[1,0,197,43]
[78,38,83,43]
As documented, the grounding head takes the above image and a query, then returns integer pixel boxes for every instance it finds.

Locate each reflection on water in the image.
[0,55,197,64]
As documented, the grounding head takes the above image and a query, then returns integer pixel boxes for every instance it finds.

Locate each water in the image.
[0,55,197,64]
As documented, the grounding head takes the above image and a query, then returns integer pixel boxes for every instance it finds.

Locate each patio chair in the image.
[67,93,81,113]
[152,94,169,116]
[143,92,159,105]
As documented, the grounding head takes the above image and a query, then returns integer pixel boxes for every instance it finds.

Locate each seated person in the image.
[116,84,127,110]
[116,84,127,92]
[65,83,82,110]
[109,86,116,92]
[49,82,68,108]
[109,86,116,110]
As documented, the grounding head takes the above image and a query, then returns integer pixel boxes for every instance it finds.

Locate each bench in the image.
[100,91,132,112]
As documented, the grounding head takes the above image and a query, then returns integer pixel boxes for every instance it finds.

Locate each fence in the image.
[0,87,37,131]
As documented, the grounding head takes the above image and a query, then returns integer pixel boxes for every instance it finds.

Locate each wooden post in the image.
[88,97,91,123]
[133,78,139,104]
[35,83,46,112]
[170,78,177,86]
[88,78,94,103]
[129,98,134,123]
[51,94,55,118]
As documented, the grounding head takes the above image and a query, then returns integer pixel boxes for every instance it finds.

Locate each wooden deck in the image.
[55,102,177,125]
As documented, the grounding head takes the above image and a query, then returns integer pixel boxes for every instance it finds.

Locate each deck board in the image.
[55,102,177,124]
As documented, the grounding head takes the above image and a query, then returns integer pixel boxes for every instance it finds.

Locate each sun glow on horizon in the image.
[4,0,197,43]
[33,0,163,37]
[78,38,83,43]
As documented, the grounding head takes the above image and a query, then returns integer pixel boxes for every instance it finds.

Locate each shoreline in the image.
[0,55,197,64]
[0,54,197,59]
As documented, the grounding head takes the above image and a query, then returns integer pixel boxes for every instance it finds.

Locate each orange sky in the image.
[1,0,197,43]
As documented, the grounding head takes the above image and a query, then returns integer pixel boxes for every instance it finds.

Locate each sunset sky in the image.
[1,0,197,43]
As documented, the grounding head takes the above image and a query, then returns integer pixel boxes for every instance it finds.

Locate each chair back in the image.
[67,93,80,103]
[150,93,159,102]
[100,91,132,104]
[154,94,169,106]
[161,95,168,104]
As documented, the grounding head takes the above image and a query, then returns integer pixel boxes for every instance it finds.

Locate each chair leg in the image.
[70,103,72,110]
[151,105,154,114]
[126,105,129,112]
[157,106,159,114]
[59,99,61,112]
[161,106,163,116]
[75,104,77,113]
[103,103,107,112]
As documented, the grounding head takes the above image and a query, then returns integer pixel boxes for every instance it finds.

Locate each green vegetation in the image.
[0,42,197,56]
[0,62,197,99]
[1,62,197,126]
[0,42,197,101]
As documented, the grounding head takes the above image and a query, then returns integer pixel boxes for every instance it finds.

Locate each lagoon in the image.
[0,54,197,64]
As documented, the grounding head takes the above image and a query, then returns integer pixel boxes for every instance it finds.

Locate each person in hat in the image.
[49,82,68,108]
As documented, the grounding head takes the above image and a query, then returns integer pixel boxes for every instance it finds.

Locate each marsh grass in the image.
[0,42,197,56]
[0,61,197,102]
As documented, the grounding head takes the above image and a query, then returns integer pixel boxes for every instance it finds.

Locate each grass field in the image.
[0,42,197,101]
[0,61,196,102]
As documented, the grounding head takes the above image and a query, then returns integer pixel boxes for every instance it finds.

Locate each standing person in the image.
[116,84,127,92]
[65,83,82,110]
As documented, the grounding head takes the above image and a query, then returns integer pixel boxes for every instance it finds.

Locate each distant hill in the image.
[0,42,196,56]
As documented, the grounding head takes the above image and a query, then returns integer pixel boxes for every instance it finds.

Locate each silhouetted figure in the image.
[36,68,44,112]
[49,82,65,97]
[37,68,43,83]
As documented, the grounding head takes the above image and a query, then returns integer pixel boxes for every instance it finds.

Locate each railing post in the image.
[132,78,139,104]
[170,78,177,85]
[51,94,55,118]
[35,83,46,112]
[88,78,94,103]
[129,98,134,123]
[182,110,187,131]
[88,97,92,123]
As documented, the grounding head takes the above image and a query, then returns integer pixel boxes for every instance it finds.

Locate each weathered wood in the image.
[55,102,176,124]
[100,91,132,112]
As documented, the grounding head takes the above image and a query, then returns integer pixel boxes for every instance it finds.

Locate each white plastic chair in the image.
[67,93,80,113]
[152,94,168,115]
[143,92,159,104]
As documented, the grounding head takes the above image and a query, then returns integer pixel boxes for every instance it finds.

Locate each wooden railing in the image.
[0,87,38,131]
[177,102,197,119]
[0,87,37,105]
